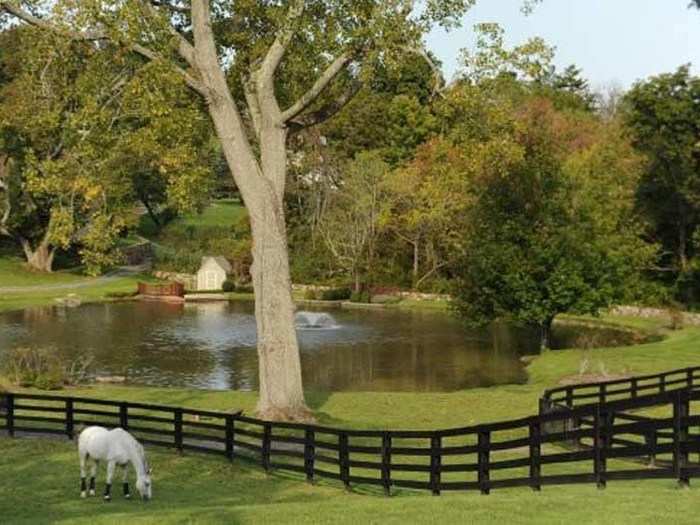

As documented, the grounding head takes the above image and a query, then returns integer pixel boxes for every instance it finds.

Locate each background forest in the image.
[1,22,699,330]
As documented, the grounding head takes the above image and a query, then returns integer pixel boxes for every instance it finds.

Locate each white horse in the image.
[78,426,152,501]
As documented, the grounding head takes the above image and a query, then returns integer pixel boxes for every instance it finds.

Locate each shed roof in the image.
[200,256,232,273]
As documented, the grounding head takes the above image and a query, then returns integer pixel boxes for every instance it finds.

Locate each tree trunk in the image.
[197,62,310,421]
[249,196,310,421]
[22,238,55,272]
[540,317,555,351]
[679,216,689,273]
[412,240,419,289]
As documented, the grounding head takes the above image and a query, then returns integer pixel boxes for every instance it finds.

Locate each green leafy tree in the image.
[319,151,389,292]
[0,28,211,274]
[452,99,653,349]
[382,138,468,289]
[624,66,700,301]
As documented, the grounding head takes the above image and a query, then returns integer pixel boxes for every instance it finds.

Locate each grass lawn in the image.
[2,436,699,525]
[3,322,700,523]
[0,254,87,288]
[139,198,247,238]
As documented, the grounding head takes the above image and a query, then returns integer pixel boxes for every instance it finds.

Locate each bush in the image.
[104,291,137,299]
[304,289,319,300]
[321,288,352,301]
[222,279,236,292]
[350,290,371,303]
[1,348,93,390]
[234,284,254,294]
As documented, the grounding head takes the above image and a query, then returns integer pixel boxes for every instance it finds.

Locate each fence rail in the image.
[3,376,700,496]
[541,366,700,410]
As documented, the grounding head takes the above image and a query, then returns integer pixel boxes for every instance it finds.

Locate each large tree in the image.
[0,26,211,273]
[624,66,700,295]
[452,98,653,349]
[0,0,478,420]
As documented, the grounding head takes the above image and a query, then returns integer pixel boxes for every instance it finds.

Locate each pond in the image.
[0,301,643,392]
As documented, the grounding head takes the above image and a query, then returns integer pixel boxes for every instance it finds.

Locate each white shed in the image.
[196,256,232,291]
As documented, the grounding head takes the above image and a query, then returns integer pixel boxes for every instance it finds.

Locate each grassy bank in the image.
[0,254,157,313]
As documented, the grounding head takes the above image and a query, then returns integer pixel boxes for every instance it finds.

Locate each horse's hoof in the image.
[89,490,95,497]
[124,494,131,499]
[104,496,111,502]
[80,492,87,499]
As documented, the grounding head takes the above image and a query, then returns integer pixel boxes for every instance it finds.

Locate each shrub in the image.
[104,291,138,299]
[304,289,319,300]
[222,279,236,292]
[234,284,254,294]
[321,288,352,301]
[350,290,371,303]
[1,348,93,390]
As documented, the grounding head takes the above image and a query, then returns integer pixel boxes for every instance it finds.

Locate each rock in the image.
[371,294,401,305]
[94,376,127,384]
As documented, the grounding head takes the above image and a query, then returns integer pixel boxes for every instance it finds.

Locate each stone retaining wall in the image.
[610,305,700,326]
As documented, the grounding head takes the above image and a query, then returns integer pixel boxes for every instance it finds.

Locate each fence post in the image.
[7,393,14,438]
[660,374,666,394]
[599,384,607,405]
[565,387,573,408]
[174,408,183,454]
[478,429,491,495]
[687,369,694,390]
[262,423,272,473]
[225,414,235,462]
[673,390,690,488]
[304,428,315,484]
[529,420,541,491]
[646,429,657,467]
[381,433,392,497]
[430,435,442,496]
[631,378,638,399]
[65,398,74,440]
[339,432,350,490]
[594,406,606,490]
[119,402,129,431]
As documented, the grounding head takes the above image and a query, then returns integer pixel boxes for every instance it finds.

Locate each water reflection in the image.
[0,301,639,392]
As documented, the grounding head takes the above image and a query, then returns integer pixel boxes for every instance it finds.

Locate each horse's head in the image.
[136,467,152,501]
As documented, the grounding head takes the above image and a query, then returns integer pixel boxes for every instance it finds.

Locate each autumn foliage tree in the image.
[451,99,654,348]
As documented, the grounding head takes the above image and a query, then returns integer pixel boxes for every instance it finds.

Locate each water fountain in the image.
[294,311,338,329]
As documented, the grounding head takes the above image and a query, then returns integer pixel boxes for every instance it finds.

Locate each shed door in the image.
[207,271,217,290]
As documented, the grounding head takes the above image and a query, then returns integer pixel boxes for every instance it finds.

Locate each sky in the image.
[427,0,700,91]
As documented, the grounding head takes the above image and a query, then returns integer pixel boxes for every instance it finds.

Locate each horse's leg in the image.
[79,452,87,498]
[122,464,131,499]
[104,461,115,501]
[89,460,98,496]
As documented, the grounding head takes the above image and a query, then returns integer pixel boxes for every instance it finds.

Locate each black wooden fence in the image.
[541,366,700,411]
[2,376,700,495]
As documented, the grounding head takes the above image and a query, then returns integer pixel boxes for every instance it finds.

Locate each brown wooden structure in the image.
[137,281,185,298]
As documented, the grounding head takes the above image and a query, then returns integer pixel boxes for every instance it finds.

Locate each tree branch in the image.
[258,0,305,85]
[142,0,197,68]
[288,79,362,132]
[242,74,263,138]
[281,51,354,124]
[1,1,208,97]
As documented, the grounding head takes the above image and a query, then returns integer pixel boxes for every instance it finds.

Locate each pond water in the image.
[0,301,642,392]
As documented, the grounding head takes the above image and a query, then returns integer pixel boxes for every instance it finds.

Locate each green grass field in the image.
[2,436,699,525]
[0,254,87,288]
